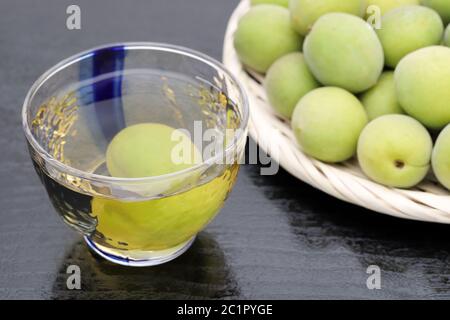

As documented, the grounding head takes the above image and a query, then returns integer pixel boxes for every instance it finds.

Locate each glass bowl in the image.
[22,43,249,266]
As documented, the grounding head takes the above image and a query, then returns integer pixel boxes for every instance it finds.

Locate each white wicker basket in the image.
[223,0,450,224]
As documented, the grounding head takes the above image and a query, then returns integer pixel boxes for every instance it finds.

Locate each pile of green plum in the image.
[234,0,450,190]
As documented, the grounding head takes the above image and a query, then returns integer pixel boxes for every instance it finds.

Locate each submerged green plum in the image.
[290,0,366,36]
[92,122,239,251]
[421,0,450,24]
[303,13,384,93]
[264,52,319,119]
[92,165,238,250]
[395,46,450,129]
[291,87,368,163]
[432,124,450,190]
[376,5,444,68]
[106,123,201,178]
[358,115,432,188]
[251,0,289,7]
[360,72,404,121]
[234,5,303,73]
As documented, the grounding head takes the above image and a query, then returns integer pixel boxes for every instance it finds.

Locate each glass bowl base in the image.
[84,235,196,267]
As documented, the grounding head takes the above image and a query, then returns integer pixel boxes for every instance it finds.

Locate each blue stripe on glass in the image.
[79,45,126,142]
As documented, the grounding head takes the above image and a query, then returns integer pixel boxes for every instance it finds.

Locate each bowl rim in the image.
[22,42,249,183]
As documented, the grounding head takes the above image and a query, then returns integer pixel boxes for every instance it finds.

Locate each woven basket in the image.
[223,0,450,224]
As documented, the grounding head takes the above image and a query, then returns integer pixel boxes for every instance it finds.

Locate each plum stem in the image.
[394,160,405,169]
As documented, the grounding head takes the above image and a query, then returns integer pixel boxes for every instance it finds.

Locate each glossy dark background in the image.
[1,0,450,300]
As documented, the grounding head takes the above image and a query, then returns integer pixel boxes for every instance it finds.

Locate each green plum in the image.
[376,5,444,68]
[360,71,404,121]
[421,0,450,24]
[291,87,368,163]
[251,0,289,7]
[445,24,450,47]
[234,5,303,73]
[395,46,450,129]
[106,123,202,178]
[357,115,432,188]
[432,124,450,190]
[365,0,420,17]
[303,13,384,93]
[264,52,320,119]
[93,122,240,251]
[290,0,366,36]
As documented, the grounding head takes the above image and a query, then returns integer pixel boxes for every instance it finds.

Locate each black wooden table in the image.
[1,0,450,300]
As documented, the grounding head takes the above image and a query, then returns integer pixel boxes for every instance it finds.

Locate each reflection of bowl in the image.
[22,43,249,266]
[52,233,240,299]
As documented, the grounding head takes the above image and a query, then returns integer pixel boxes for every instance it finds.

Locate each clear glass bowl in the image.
[22,43,249,266]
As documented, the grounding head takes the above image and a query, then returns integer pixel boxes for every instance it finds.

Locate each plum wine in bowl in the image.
[22,43,249,266]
